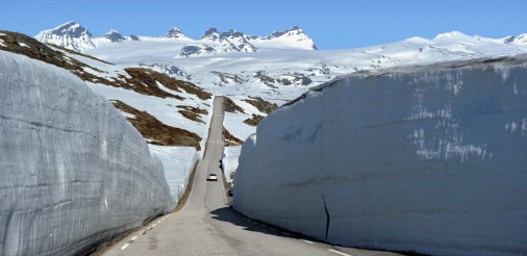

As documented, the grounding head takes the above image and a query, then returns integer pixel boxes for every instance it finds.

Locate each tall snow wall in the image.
[234,56,527,256]
[0,51,171,256]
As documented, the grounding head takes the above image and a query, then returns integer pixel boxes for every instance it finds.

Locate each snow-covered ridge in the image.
[234,54,527,256]
[0,50,171,256]
[161,27,188,39]
[35,21,95,51]
[35,21,317,53]
[248,26,317,50]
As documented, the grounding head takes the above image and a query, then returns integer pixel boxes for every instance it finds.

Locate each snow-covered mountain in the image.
[197,27,256,54]
[161,27,189,39]
[35,21,95,51]
[248,26,317,50]
[234,55,527,256]
[102,29,127,42]
[203,28,257,52]
[506,33,527,45]
[35,22,317,54]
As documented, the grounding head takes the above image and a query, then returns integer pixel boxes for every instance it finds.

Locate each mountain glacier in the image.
[0,50,171,256]
[233,55,527,256]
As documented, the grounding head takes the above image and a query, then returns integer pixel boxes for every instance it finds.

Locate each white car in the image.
[207,173,218,181]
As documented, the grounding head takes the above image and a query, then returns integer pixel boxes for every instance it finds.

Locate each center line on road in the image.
[157,221,161,224]
[328,249,352,256]
[302,239,314,244]
[131,236,138,241]
[120,243,130,250]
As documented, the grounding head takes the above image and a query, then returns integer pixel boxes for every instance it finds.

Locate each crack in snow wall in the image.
[0,51,171,256]
[233,55,527,256]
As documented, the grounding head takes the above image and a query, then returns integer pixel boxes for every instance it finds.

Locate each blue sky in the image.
[1,0,526,49]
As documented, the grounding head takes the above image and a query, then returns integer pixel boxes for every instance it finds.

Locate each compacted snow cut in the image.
[0,51,171,256]
[234,55,527,256]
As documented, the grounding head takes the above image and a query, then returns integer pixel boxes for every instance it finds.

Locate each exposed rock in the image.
[223,97,245,113]
[112,100,202,149]
[243,96,278,114]
[243,114,265,126]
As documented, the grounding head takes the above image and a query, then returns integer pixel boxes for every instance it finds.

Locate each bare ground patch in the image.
[223,97,245,113]
[243,114,265,126]
[111,100,202,150]
[123,68,212,100]
[243,96,278,114]
[177,105,208,124]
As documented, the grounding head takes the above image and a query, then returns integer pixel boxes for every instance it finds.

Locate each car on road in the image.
[207,173,218,181]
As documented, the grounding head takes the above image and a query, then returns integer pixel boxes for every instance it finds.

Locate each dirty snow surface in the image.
[234,55,527,256]
[0,51,171,256]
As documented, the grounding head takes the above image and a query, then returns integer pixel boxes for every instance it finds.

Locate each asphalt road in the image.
[103,96,403,256]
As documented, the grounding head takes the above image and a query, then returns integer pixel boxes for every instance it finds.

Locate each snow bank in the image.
[222,146,242,183]
[234,55,527,256]
[0,51,171,256]
[148,145,199,207]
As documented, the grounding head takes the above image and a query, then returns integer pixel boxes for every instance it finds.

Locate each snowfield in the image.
[234,55,527,256]
[0,51,171,256]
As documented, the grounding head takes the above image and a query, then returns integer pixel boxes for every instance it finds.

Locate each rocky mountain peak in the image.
[221,29,245,38]
[269,26,302,38]
[203,28,220,38]
[45,21,92,38]
[161,27,187,39]
[253,26,317,50]
[103,29,126,42]
[35,21,95,51]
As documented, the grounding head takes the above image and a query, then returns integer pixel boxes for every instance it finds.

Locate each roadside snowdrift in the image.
[234,55,527,256]
[0,51,171,256]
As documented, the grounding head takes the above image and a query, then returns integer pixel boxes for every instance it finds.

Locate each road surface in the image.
[103,96,402,256]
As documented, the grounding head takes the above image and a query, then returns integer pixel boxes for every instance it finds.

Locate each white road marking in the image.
[152,224,157,227]
[329,249,352,256]
[131,236,138,241]
[302,239,314,244]
[157,221,161,224]
[120,243,130,250]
